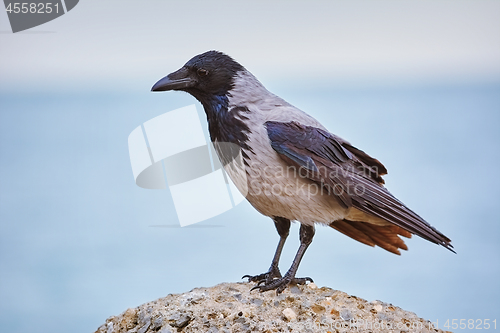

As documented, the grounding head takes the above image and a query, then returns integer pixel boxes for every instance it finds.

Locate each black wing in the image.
[265,121,454,253]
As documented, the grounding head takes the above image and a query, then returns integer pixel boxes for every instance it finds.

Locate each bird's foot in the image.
[242,266,282,285]
[250,274,313,294]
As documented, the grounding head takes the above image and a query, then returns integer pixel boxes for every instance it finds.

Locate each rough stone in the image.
[282,307,297,321]
[94,282,451,333]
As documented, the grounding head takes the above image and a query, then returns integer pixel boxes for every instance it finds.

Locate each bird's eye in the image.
[197,68,209,77]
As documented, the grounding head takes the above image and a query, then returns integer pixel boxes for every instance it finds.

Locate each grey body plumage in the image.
[152,51,454,293]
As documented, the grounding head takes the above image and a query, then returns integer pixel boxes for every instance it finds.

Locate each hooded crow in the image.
[152,50,454,294]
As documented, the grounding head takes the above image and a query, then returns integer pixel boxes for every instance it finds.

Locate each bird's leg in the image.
[242,217,290,285]
[251,224,315,294]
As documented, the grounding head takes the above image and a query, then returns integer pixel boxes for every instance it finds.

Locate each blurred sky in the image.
[1,1,499,333]
[1,0,499,90]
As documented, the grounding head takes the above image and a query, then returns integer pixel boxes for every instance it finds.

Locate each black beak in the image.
[151,67,197,92]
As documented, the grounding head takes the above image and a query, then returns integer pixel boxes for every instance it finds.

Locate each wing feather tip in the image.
[443,243,456,254]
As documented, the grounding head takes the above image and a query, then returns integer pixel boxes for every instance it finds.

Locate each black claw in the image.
[276,285,286,295]
[293,277,313,285]
[242,268,282,285]
[250,285,261,292]
[256,279,267,286]
[243,273,265,283]
[249,275,313,294]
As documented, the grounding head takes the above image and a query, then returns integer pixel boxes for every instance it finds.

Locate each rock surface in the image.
[94,282,449,333]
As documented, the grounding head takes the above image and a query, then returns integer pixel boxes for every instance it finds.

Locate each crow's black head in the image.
[152,51,244,99]
[152,51,253,151]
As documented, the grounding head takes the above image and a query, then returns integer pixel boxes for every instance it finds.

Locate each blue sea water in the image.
[0,82,499,333]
